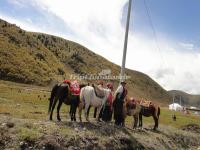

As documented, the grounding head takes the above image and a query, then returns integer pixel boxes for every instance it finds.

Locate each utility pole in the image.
[173,93,175,109]
[120,0,132,82]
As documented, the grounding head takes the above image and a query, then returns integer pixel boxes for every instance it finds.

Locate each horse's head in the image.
[125,97,137,115]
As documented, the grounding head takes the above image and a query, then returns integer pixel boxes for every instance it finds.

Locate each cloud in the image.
[7,0,25,8]
[1,0,200,94]
[179,42,194,50]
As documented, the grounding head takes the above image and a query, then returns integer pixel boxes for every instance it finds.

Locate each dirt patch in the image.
[170,133,200,149]
[0,112,10,115]
[181,123,200,134]
[0,127,11,149]
[20,139,36,150]
[29,111,43,114]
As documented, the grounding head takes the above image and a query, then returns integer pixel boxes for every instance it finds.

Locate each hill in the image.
[0,18,185,105]
[168,90,200,107]
[0,80,200,149]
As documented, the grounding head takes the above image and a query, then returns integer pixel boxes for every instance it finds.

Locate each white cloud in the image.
[179,42,194,50]
[1,0,200,94]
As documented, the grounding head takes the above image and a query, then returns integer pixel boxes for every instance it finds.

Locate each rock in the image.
[74,127,79,132]
[6,122,14,128]
[1,123,6,126]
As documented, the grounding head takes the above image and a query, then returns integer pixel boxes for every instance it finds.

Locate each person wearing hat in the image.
[114,81,127,100]
[113,80,128,126]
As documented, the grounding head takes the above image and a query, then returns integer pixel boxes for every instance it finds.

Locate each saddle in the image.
[70,81,80,95]
[139,99,152,108]
[92,84,105,99]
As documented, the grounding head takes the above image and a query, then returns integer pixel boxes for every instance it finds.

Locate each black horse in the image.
[48,82,86,121]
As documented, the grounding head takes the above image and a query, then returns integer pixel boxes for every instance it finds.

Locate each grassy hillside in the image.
[0,81,200,150]
[169,90,200,107]
[0,18,178,105]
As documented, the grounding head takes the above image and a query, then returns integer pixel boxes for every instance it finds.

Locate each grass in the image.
[17,126,42,141]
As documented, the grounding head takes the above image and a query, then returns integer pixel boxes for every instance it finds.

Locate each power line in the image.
[143,0,168,69]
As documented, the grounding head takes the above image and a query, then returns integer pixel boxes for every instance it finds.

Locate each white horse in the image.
[78,86,112,122]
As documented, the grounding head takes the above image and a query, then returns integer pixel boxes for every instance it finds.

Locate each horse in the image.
[78,86,112,122]
[124,97,160,130]
[48,82,86,121]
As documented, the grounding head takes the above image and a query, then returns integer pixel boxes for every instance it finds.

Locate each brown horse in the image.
[124,97,160,130]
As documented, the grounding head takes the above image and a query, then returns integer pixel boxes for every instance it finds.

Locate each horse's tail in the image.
[79,87,85,107]
[157,106,160,119]
[48,84,59,113]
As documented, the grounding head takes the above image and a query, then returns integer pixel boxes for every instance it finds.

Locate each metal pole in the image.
[120,0,132,82]
[173,93,175,109]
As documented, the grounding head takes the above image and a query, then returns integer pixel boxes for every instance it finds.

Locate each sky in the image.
[0,0,200,94]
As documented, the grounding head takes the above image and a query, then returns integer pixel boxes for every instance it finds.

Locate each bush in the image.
[35,53,45,61]
[57,68,65,75]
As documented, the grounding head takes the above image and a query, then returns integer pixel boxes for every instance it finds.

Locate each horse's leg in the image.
[93,107,97,118]
[96,106,102,122]
[57,99,63,121]
[133,115,138,128]
[69,104,72,121]
[48,98,53,114]
[87,105,91,117]
[69,104,73,121]
[85,104,90,122]
[73,104,78,122]
[78,102,83,122]
[153,116,158,130]
[139,113,142,127]
[50,98,58,120]
[71,102,78,122]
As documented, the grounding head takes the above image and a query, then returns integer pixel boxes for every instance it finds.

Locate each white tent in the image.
[169,103,183,111]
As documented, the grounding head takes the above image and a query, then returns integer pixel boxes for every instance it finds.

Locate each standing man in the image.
[113,81,128,126]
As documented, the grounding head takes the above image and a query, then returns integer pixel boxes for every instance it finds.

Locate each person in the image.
[97,80,104,88]
[98,82,114,122]
[172,114,176,121]
[114,81,127,101]
[113,81,128,126]
[106,82,113,91]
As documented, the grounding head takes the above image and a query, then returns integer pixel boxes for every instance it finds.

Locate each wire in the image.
[143,0,169,70]
[143,0,176,117]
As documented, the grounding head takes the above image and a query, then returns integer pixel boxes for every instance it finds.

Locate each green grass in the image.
[17,126,42,141]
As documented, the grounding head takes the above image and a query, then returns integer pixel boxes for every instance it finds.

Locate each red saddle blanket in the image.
[70,81,80,95]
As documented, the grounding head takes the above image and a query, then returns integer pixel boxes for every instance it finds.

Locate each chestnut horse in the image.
[124,98,160,130]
